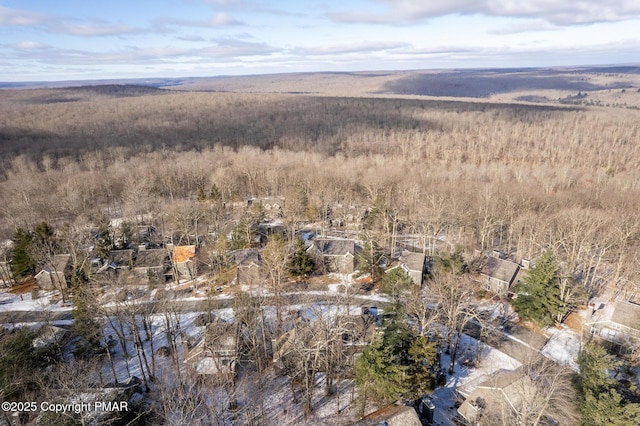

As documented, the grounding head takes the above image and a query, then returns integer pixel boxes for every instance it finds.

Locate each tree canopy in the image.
[512,250,562,328]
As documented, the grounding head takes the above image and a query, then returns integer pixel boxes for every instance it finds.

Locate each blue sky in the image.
[1,0,639,81]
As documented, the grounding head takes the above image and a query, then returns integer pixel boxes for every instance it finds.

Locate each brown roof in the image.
[51,254,71,271]
[173,245,196,263]
[482,256,520,284]
[134,249,169,268]
[108,249,133,267]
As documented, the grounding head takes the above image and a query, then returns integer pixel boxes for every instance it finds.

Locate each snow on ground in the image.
[0,289,72,312]
[432,333,522,426]
[541,325,581,371]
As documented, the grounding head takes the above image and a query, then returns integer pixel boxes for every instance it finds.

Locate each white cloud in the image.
[332,0,640,25]
[0,5,47,26]
[292,41,409,56]
[0,5,143,37]
[12,41,48,50]
[210,12,242,26]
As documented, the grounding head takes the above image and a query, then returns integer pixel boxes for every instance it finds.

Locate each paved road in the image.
[0,293,389,324]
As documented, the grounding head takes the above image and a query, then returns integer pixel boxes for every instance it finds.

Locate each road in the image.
[0,292,390,324]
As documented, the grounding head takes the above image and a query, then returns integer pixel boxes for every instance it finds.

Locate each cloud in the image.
[292,41,409,56]
[152,13,242,32]
[210,12,242,26]
[177,35,207,42]
[54,23,141,37]
[2,38,281,67]
[332,0,640,26]
[489,20,561,35]
[12,41,48,50]
[205,0,243,5]
[0,5,47,26]
[200,38,279,57]
[0,5,143,37]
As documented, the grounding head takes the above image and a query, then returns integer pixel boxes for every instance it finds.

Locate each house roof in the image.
[482,256,520,284]
[352,404,422,426]
[232,248,261,268]
[205,322,237,351]
[611,301,640,330]
[172,245,196,263]
[39,254,72,274]
[586,300,640,331]
[313,239,356,256]
[458,368,534,423]
[108,249,133,266]
[134,249,168,268]
[399,250,426,272]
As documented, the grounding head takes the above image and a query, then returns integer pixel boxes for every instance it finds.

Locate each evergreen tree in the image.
[577,342,618,395]
[354,327,409,413]
[512,250,562,327]
[70,266,102,350]
[289,237,314,277]
[432,248,466,276]
[407,335,439,396]
[119,221,135,249]
[576,343,640,426]
[357,234,384,283]
[380,267,413,310]
[94,213,113,259]
[9,227,35,280]
[355,316,438,414]
[209,183,222,201]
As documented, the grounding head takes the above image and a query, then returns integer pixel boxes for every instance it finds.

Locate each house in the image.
[396,250,429,286]
[479,254,521,297]
[107,249,134,270]
[34,254,72,290]
[185,322,238,376]
[307,238,357,274]
[171,245,197,280]
[457,368,536,425]
[247,196,285,216]
[585,300,640,352]
[338,314,377,365]
[352,404,422,426]
[273,314,375,371]
[231,248,262,286]
[328,204,367,230]
[132,248,170,282]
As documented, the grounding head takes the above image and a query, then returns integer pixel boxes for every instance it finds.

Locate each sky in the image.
[1,0,639,82]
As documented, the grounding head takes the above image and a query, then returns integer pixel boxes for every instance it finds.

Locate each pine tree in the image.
[380,267,413,309]
[512,250,562,327]
[577,343,640,426]
[407,335,439,397]
[9,227,35,280]
[289,237,314,277]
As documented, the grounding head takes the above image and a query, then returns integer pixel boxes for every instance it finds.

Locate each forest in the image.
[1,81,640,425]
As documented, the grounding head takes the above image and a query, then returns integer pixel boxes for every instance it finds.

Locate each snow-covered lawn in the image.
[541,325,581,371]
[0,289,72,312]
[432,333,522,426]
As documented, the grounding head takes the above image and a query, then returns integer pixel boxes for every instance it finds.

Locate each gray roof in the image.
[352,404,422,426]
[399,251,426,272]
[108,249,134,266]
[482,256,520,284]
[611,301,640,330]
[313,239,355,256]
[134,249,168,268]
[232,248,261,267]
